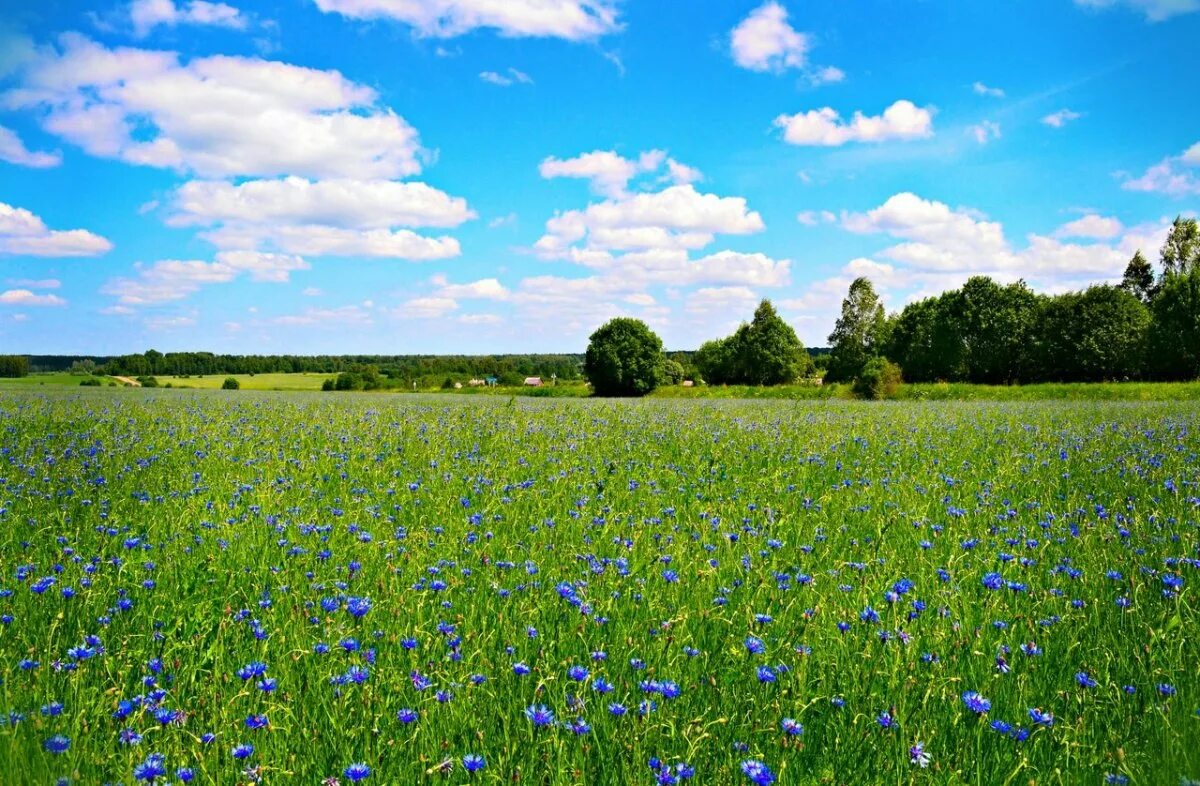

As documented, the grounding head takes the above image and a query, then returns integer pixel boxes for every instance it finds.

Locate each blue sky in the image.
[0,0,1197,354]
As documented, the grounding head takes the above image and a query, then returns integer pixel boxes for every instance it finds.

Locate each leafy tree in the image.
[0,355,29,378]
[1032,286,1150,381]
[584,318,664,397]
[1160,216,1200,276]
[1120,251,1158,304]
[221,377,240,390]
[884,296,964,382]
[1148,266,1200,380]
[661,358,686,385]
[826,277,888,382]
[952,276,1041,384]
[694,337,734,384]
[852,357,902,399]
[736,300,810,385]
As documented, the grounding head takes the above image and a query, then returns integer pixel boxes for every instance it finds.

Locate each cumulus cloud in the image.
[730,1,809,72]
[0,201,113,257]
[775,100,934,146]
[432,276,511,300]
[1041,108,1082,128]
[168,177,472,258]
[6,34,422,179]
[0,124,61,167]
[539,149,687,198]
[1073,0,1199,21]
[102,250,308,305]
[1054,214,1123,240]
[1121,142,1200,197]
[311,0,620,40]
[129,0,247,37]
[0,289,67,306]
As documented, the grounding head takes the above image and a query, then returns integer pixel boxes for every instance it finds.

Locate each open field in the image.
[0,388,1196,784]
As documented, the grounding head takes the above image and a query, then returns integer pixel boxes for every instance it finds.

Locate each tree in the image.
[584,318,664,396]
[884,296,964,382]
[1120,251,1158,304]
[852,357,902,399]
[1148,266,1200,380]
[1032,286,1150,381]
[737,299,811,385]
[661,358,686,385]
[952,276,1041,384]
[826,277,888,382]
[1160,216,1200,276]
[221,377,240,390]
[694,337,735,384]
[0,355,29,378]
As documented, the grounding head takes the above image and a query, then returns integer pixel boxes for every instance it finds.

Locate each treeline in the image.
[94,352,585,386]
[0,355,29,378]
[827,216,1200,385]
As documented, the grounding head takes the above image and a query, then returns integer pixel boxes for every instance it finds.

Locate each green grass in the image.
[0,388,1196,784]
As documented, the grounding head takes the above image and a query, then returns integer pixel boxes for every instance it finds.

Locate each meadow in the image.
[0,389,1196,785]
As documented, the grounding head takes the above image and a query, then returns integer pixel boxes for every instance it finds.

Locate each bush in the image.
[0,355,29,378]
[221,377,240,390]
[584,318,665,397]
[79,377,102,386]
[853,357,902,400]
[321,378,335,391]
[137,376,159,388]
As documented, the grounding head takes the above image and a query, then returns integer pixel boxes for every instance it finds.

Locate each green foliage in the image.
[694,300,810,385]
[78,376,102,386]
[1031,286,1150,381]
[1121,250,1158,303]
[137,375,159,388]
[660,358,686,385]
[1160,215,1200,276]
[826,277,888,382]
[852,356,903,399]
[583,317,664,397]
[0,355,29,378]
[221,377,240,390]
[1148,266,1200,380]
[321,378,335,391]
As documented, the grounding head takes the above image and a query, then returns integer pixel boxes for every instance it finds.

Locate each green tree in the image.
[737,299,810,385]
[221,377,240,390]
[1121,251,1158,304]
[661,358,686,385]
[885,296,962,382]
[584,318,664,397]
[694,337,734,384]
[1148,266,1200,380]
[826,277,888,382]
[952,276,1041,383]
[1160,216,1200,276]
[0,355,29,378]
[852,357,903,399]
[1032,286,1150,381]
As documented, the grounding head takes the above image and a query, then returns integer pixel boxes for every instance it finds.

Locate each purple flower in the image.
[740,760,775,785]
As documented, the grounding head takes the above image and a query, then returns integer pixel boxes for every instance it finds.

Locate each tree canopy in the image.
[583,318,665,397]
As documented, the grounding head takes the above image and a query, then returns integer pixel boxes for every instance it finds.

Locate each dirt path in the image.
[112,376,141,387]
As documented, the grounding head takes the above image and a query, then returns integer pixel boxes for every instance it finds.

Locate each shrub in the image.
[222,377,240,390]
[137,376,159,388]
[853,357,902,400]
[584,318,664,397]
[321,378,335,391]
[79,377,102,386]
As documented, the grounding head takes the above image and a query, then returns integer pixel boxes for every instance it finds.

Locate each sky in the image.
[0,0,1197,355]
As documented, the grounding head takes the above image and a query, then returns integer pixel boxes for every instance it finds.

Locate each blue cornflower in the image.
[1076,672,1097,688]
[232,743,254,759]
[1028,708,1054,726]
[780,718,803,736]
[397,708,419,724]
[567,665,589,681]
[756,665,777,683]
[236,662,267,681]
[43,735,71,754]
[962,691,991,714]
[909,741,931,768]
[344,762,370,781]
[463,754,486,773]
[245,714,269,729]
[176,767,194,782]
[876,710,896,728]
[608,702,628,716]
[740,759,776,785]
[133,753,167,782]
[1157,683,1176,696]
[982,572,1004,590]
[513,662,531,676]
[346,597,372,618]
[745,636,766,655]
[525,704,555,727]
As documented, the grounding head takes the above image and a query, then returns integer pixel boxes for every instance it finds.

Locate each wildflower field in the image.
[1,390,1197,785]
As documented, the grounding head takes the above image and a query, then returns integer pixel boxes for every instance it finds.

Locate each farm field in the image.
[0,390,1197,785]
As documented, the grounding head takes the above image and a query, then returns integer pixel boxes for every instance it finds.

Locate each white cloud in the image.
[0,289,67,306]
[1121,143,1200,197]
[397,296,458,318]
[168,176,471,258]
[972,81,1005,98]
[272,304,372,327]
[479,67,533,86]
[1054,214,1123,239]
[967,120,1001,144]
[435,277,511,300]
[129,0,247,37]
[808,66,845,85]
[796,210,836,226]
[7,278,61,289]
[539,149,662,198]
[7,34,422,179]
[144,313,197,330]
[0,124,61,167]
[1073,0,1199,22]
[685,286,759,315]
[0,201,113,257]
[1041,108,1082,128]
[457,313,502,325]
[311,0,620,40]
[774,100,934,146]
[730,1,809,72]
[102,250,308,305]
